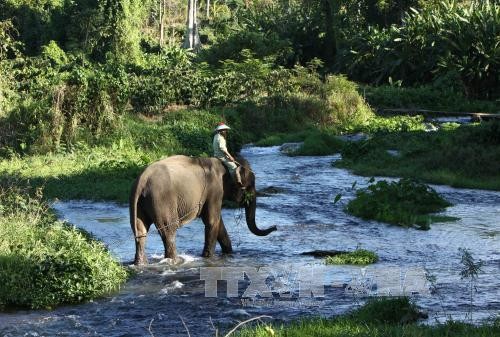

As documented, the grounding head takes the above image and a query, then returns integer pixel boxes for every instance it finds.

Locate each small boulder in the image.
[280,142,303,154]
[336,133,369,143]
[257,186,286,197]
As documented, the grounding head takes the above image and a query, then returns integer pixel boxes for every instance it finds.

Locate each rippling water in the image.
[1,146,499,336]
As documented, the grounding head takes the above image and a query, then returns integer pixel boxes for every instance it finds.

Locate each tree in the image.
[183,0,201,50]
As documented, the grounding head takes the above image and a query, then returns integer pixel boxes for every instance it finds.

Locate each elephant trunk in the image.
[245,191,277,236]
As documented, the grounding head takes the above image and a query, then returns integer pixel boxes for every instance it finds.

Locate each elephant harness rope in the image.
[134,164,208,239]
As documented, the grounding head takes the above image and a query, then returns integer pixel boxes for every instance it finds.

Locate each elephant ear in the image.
[239,166,255,188]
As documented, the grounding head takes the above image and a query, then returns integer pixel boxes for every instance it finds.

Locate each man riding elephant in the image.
[213,122,243,187]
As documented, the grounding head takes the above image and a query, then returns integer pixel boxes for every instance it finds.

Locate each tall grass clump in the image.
[0,178,127,309]
[346,178,453,230]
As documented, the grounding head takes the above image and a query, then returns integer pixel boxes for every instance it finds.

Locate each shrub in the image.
[41,40,68,65]
[325,249,379,265]
[362,115,426,134]
[337,0,500,99]
[0,179,127,309]
[346,178,453,230]
[324,75,374,130]
[349,297,421,324]
[292,131,345,156]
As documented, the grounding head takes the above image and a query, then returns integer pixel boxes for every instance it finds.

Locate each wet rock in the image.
[336,133,369,143]
[280,142,303,154]
[424,123,439,132]
[257,186,286,197]
[228,309,251,318]
[386,150,401,157]
[301,250,347,258]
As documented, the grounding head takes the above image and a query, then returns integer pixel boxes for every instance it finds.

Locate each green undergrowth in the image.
[346,179,455,230]
[363,84,500,114]
[325,249,379,265]
[255,115,426,156]
[0,179,128,309]
[256,130,345,156]
[337,121,500,191]
[236,297,499,337]
[0,110,234,203]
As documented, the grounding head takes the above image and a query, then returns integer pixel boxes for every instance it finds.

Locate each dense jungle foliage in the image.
[0,0,499,156]
[0,0,499,310]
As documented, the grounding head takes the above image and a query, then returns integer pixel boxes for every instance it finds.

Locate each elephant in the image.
[129,155,277,265]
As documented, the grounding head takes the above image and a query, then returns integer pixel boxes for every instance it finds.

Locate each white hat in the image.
[215,122,231,132]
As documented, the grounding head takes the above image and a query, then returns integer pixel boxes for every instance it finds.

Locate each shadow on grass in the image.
[16,163,144,204]
[337,122,500,191]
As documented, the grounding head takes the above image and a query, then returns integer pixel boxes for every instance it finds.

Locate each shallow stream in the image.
[1,146,499,336]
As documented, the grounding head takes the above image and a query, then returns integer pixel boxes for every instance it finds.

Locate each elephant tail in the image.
[129,173,149,239]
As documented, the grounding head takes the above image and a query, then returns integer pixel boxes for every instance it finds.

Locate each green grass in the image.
[236,297,499,337]
[0,110,235,203]
[0,179,128,309]
[292,131,345,156]
[337,121,500,191]
[325,249,379,265]
[346,179,455,230]
[254,130,313,147]
[362,84,500,114]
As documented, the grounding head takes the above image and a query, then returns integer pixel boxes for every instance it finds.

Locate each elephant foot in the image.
[202,250,214,258]
[221,247,233,255]
[134,255,148,266]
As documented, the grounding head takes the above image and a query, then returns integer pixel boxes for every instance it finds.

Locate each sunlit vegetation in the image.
[325,249,379,265]
[1,0,498,314]
[0,178,127,309]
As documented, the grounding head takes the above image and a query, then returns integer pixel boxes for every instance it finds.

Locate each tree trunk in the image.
[323,0,337,68]
[182,0,201,50]
[206,0,210,19]
[159,0,165,46]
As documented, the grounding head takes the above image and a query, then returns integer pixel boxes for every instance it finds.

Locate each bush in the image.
[292,131,345,156]
[3,55,131,154]
[349,297,421,324]
[362,115,426,134]
[0,179,127,309]
[41,40,68,65]
[324,75,374,130]
[325,249,379,265]
[337,0,500,99]
[346,178,453,230]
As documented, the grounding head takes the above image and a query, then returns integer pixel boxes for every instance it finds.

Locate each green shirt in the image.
[213,133,228,159]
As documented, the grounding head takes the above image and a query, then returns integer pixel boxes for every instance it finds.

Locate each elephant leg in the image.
[133,211,152,265]
[201,214,220,258]
[157,224,177,261]
[217,218,233,254]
